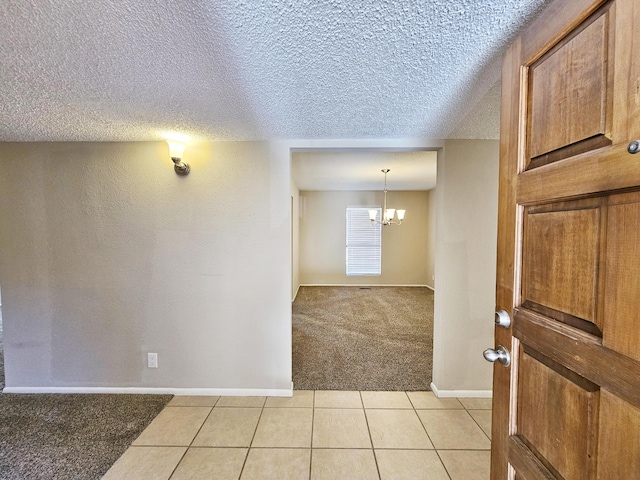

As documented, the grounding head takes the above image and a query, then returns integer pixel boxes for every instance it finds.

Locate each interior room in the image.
[0,138,500,479]
[290,150,437,391]
[0,0,564,478]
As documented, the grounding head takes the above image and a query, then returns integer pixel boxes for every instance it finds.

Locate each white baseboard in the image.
[430,382,492,398]
[300,284,430,288]
[292,284,301,302]
[2,386,294,397]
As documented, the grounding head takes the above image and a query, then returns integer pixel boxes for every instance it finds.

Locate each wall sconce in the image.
[167,141,190,176]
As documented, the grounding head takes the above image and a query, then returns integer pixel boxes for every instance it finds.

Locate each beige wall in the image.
[0,137,497,395]
[0,141,292,392]
[298,190,431,285]
[291,180,300,300]
[432,139,499,393]
[426,188,436,289]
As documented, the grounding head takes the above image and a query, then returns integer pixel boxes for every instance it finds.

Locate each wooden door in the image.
[493,0,640,478]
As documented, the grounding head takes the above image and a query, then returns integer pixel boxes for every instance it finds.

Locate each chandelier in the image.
[369,169,406,226]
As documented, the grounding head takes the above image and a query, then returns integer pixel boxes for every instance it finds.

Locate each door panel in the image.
[611,0,640,143]
[517,348,598,479]
[514,309,640,409]
[494,0,640,478]
[596,390,640,478]
[527,7,612,168]
[522,201,603,333]
[604,192,640,362]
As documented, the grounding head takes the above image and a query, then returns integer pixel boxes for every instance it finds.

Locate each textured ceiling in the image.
[0,0,552,143]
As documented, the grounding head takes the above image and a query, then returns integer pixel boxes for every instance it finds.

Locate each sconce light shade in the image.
[397,209,406,220]
[167,141,190,176]
[167,141,185,159]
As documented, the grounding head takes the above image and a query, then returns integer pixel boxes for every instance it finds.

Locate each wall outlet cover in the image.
[147,352,158,368]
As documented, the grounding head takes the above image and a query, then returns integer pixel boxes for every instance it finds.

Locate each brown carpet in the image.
[0,323,172,479]
[0,393,172,479]
[292,286,433,391]
[0,310,3,392]
[0,329,4,393]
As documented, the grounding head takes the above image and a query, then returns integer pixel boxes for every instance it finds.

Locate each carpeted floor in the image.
[0,343,4,393]
[0,318,172,480]
[292,286,433,391]
[0,394,172,479]
[0,330,4,393]
[0,309,4,392]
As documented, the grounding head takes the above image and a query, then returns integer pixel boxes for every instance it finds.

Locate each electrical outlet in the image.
[147,352,158,368]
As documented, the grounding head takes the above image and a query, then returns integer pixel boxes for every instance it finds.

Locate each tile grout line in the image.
[412,394,454,479]
[361,391,382,480]
[167,399,220,480]
[237,396,267,479]
[309,391,315,480]
[413,397,438,451]
[428,394,454,480]
[434,448,454,480]
[465,407,492,442]
[460,400,493,444]
[125,391,489,479]
[436,398,491,479]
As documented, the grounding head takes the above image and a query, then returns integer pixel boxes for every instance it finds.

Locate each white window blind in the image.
[346,207,381,276]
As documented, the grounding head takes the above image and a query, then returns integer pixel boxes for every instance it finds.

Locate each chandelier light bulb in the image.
[370,169,405,226]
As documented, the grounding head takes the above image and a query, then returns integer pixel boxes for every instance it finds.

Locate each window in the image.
[346,207,381,276]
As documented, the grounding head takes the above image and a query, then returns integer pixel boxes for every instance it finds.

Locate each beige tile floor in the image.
[102,390,492,480]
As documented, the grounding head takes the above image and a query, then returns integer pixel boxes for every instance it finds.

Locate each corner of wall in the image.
[432,140,499,392]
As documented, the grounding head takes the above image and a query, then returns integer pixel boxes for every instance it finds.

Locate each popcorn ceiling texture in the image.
[0,0,551,142]
[449,80,503,139]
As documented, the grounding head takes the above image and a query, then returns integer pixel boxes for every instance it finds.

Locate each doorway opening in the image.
[290,148,437,391]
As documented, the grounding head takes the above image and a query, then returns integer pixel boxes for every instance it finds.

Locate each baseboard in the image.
[430,382,492,398]
[2,386,294,397]
[300,284,430,288]
[425,284,434,291]
[292,284,301,302]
